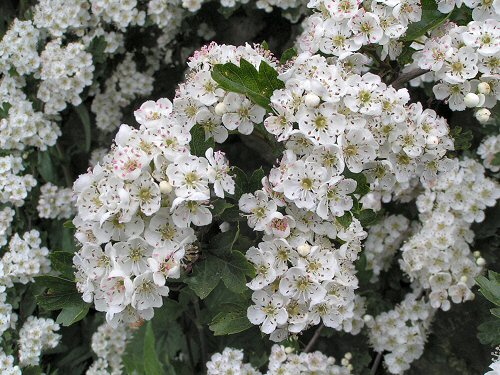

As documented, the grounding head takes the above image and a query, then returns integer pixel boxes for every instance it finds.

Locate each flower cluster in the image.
[18,316,61,367]
[0,77,60,151]
[0,286,16,338]
[38,39,94,115]
[478,134,500,172]
[91,53,155,132]
[86,322,129,375]
[0,350,21,375]
[366,292,435,374]
[436,0,499,20]
[89,0,145,30]
[37,183,75,220]
[0,207,15,247]
[0,20,40,75]
[0,155,37,207]
[364,214,411,281]
[239,47,453,338]
[33,0,91,37]
[73,94,235,326]
[0,230,51,287]
[297,0,422,60]
[401,158,500,310]
[409,15,499,116]
[206,345,354,375]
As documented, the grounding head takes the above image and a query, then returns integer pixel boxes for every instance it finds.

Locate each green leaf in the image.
[221,251,255,294]
[355,253,373,285]
[336,211,352,228]
[209,226,240,257]
[189,125,215,157]
[403,0,451,41]
[185,257,224,299]
[258,60,285,94]
[37,150,58,184]
[492,152,500,166]
[491,308,500,319]
[230,167,266,200]
[248,167,265,193]
[56,301,90,326]
[478,319,500,346]
[261,40,270,50]
[476,274,500,307]
[88,36,107,64]
[49,251,75,280]
[63,220,76,229]
[343,169,370,197]
[356,209,381,227]
[231,167,249,200]
[209,304,253,336]
[280,47,297,64]
[144,321,164,375]
[34,275,83,311]
[450,127,473,150]
[211,58,284,111]
[0,102,11,119]
[74,104,92,153]
[211,199,234,218]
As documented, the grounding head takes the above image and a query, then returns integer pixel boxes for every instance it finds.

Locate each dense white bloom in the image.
[206,345,353,375]
[18,316,61,367]
[37,183,75,219]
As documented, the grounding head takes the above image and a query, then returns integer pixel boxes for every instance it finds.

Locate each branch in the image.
[391,68,429,90]
[304,323,324,353]
[193,299,208,368]
[370,352,383,375]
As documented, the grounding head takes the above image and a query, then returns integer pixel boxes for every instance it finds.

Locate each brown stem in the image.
[370,352,383,375]
[391,68,429,90]
[304,323,324,353]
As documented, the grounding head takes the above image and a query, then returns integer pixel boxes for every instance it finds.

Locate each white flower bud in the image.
[341,358,349,366]
[348,364,353,371]
[476,257,486,266]
[297,243,311,257]
[475,108,491,123]
[159,180,172,194]
[460,275,468,283]
[284,347,294,354]
[344,352,352,360]
[214,102,226,115]
[427,135,439,146]
[477,93,486,107]
[363,314,373,323]
[464,93,480,108]
[219,222,230,232]
[304,93,320,108]
[478,82,491,95]
[473,251,481,258]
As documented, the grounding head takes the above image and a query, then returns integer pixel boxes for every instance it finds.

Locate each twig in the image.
[304,323,324,353]
[370,352,383,375]
[56,143,73,188]
[184,316,196,371]
[391,68,429,90]
[193,299,208,368]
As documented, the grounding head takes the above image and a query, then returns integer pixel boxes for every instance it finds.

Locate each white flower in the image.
[316,176,356,219]
[239,191,278,231]
[283,161,328,210]
[339,128,378,173]
[166,154,211,200]
[247,290,288,334]
[279,267,327,304]
[222,93,266,135]
[296,102,346,145]
[131,271,169,310]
